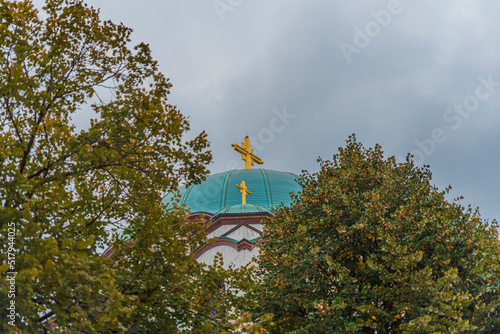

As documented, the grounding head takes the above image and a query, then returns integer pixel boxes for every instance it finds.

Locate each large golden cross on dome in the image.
[231,136,263,169]
[236,180,252,205]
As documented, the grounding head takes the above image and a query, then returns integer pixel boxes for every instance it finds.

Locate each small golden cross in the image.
[235,180,252,205]
[231,136,263,169]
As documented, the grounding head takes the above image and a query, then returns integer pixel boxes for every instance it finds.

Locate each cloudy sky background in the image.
[79,0,500,223]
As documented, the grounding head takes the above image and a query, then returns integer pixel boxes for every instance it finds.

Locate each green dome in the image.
[163,169,301,215]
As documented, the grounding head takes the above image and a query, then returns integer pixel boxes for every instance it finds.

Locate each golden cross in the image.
[231,136,263,169]
[235,180,252,205]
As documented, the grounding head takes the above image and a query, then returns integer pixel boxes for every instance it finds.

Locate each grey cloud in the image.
[82,0,500,222]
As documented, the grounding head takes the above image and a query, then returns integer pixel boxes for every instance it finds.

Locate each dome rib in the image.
[220,169,234,212]
[261,169,272,208]
[181,182,194,204]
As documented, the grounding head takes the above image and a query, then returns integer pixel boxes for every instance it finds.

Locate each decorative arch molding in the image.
[186,212,213,224]
[193,238,259,260]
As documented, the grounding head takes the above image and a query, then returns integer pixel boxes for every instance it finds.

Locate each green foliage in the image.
[254,135,500,333]
[188,253,259,334]
[0,0,246,332]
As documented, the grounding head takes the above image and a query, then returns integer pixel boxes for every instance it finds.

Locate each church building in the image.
[163,136,301,268]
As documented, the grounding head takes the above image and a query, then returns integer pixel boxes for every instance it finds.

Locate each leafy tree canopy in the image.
[0,0,256,332]
[254,135,500,333]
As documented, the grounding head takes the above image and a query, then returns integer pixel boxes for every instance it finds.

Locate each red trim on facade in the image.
[103,247,114,258]
[221,222,262,238]
[193,238,257,260]
[186,212,213,224]
[105,212,268,261]
[204,214,268,235]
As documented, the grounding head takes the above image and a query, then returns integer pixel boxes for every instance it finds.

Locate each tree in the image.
[187,253,259,334]
[0,0,215,332]
[253,136,500,333]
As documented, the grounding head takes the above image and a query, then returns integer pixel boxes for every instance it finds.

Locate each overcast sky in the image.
[79,0,500,223]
